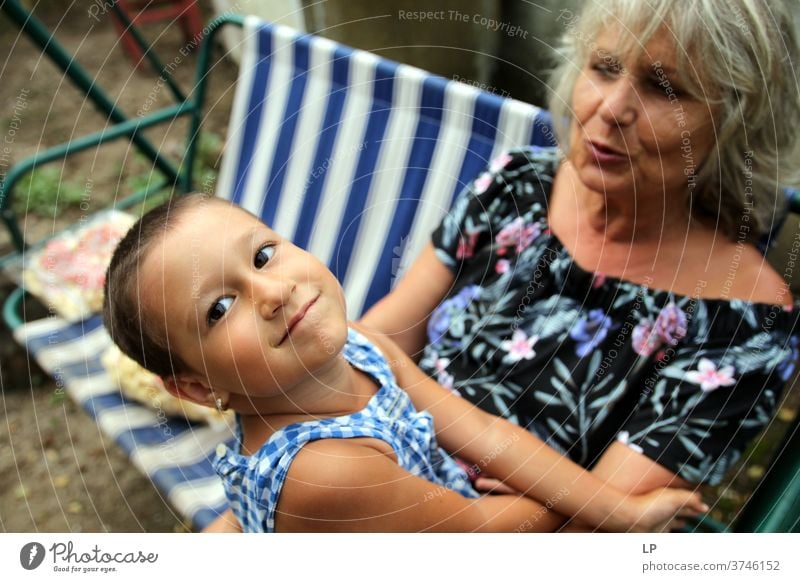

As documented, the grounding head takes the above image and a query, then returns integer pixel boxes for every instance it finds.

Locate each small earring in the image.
[215,397,229,412]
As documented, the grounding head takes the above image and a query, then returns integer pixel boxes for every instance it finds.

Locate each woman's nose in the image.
[599,78,638,127]
[251,277,296,320]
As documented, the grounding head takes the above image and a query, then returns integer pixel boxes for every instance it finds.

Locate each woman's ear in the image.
[163,375,217,408]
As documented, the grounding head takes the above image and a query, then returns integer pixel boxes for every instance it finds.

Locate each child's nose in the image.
[251,277,296,319]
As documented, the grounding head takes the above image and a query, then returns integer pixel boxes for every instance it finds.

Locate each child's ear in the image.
[163,375,216,408]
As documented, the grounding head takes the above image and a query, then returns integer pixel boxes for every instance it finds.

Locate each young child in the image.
[103,193,708,533]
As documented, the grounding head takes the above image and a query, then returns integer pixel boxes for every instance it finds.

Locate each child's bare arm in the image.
[357,325,707,532]
[201,508,242,533]
[273,439,563,532]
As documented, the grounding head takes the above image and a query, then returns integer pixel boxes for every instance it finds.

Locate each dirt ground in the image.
[1,1,799,533]
[0,0,236,532]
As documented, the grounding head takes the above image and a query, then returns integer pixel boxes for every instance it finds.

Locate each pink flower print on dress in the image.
[489,152,513,173]
[438,370,456,392]
[495,217,541,256]
[456,228,481,260]
[632,303,688,357]
[434,358,456,392]
[616,431,644,454]
[434,357,450,374]
[495,259,511,274]
[592,272,607,288]
[632,318,661,357]
[684,358,737,392]
[474,172,493,194]
[653,302,687,346]
[501,329,539,363]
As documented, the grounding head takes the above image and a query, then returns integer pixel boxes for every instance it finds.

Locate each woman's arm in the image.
[358,326,707,532]
[359,243,454,359]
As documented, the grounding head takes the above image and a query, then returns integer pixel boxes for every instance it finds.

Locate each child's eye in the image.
[207,296,234,326]
[254,244,275,269]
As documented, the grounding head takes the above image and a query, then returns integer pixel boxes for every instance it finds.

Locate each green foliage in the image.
[12,166,86,217]
[195,130,223,169]
[123,130,222,196]
[192,130,223,193]
[49,388,67,407]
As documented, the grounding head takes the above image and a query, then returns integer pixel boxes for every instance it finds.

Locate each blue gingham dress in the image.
[212,328,478,532]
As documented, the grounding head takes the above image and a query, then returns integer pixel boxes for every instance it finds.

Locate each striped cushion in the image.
[13,316,233,530]
[216,17,556,317]
[16,17,555,529]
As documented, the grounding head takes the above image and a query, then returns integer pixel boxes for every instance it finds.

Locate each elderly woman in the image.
[361,0,800,524]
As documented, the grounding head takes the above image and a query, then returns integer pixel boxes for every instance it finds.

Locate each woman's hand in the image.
[615,487,709,532]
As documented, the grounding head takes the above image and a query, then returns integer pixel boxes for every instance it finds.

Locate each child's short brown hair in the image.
[103,193,220,378]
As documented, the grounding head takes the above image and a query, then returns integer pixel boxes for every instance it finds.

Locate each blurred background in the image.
[0,0,798,532]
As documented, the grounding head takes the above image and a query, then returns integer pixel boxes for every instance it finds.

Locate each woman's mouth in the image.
[586,140,629,164]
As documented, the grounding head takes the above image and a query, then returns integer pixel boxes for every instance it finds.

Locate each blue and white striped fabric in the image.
[14,18,554,530]
[215,17,556,317]
[12,316,234,530]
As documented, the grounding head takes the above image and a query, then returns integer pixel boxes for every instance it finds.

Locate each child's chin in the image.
[325,320,350,354]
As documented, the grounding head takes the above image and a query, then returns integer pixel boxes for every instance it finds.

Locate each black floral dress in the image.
[419,147,800,485]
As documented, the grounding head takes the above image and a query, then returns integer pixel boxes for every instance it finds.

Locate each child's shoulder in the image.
[347,321,422,395]
[274,437,401,531]
[348,321,406,364]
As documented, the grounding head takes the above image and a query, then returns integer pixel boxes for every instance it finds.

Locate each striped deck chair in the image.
[12,16,556,530]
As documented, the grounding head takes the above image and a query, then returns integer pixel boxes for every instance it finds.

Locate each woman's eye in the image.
[591,61,621,77]
[650,77,684,97]
[254,244,275,269]
[207,296,234,326]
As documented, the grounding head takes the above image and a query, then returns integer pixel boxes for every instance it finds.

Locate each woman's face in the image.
[568,27,716,201]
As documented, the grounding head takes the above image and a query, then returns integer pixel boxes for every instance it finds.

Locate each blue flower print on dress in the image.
[778,335,799,381]
[427,285,481,346]
[570,308,614,357]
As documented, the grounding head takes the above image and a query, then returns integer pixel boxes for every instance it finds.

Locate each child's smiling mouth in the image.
[278,294,320,345]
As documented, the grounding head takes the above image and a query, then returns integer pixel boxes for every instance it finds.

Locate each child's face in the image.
[140,201,349,398]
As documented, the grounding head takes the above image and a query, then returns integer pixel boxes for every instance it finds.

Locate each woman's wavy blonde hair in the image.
[548,0,800,242]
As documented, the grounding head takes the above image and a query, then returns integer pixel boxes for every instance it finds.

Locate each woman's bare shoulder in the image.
[708,239,793,306]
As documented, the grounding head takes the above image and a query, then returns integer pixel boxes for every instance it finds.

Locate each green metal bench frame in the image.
[0,0,242,277]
